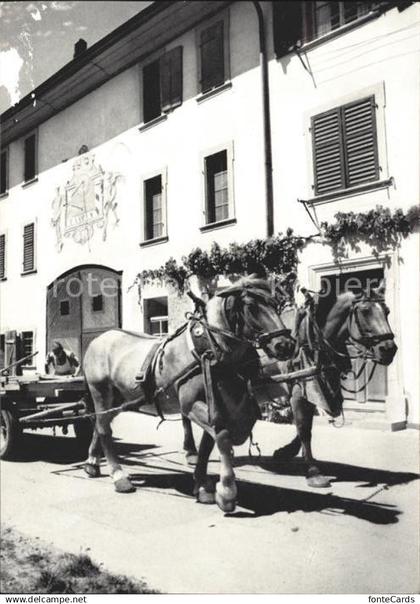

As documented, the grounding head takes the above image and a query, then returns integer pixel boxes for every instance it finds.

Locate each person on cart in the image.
[45,341,81,376]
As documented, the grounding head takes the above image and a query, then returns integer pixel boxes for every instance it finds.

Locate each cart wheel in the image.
[0,409,22,460]
[74,419,93,453]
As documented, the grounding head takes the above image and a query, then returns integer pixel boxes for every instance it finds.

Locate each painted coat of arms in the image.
[51,153,122,251]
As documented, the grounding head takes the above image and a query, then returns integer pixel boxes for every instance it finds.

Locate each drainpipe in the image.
[252,1,274,237]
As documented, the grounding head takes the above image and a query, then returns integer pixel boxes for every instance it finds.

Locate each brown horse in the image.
[272,283,397,486]
[82,277,295,512]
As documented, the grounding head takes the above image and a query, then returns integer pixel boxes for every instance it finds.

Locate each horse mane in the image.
[222,276,272,295]
[322,291,355,340]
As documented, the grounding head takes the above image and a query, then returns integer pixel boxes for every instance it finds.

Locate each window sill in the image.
[0,191,9,199]
[139,114,168,133]
[139,235,169,248]
[200,217,236,233]
[196,81,232,104]
[22,177,39,189]
[21,269,38,276]
[300,178,394,206]
[0,277,7,282]
[296,10,381,54]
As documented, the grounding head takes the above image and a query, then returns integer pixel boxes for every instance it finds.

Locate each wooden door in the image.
[46,266,121,366]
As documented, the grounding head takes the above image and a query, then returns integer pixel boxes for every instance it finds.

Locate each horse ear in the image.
[374,279,386,297]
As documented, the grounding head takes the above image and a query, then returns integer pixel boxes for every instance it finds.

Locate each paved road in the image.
[1,414,419,593]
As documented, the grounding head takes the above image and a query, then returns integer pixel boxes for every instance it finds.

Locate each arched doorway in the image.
[46,265,122,362]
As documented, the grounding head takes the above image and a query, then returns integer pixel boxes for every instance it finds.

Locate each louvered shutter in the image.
[0,234,5,279]
[24,134,36,181]
[342,96,379,187]
[23,223,35,272]
[272,1,303,57]
[143,60,161,123]
[200,21,224,93]
[161,46,183,112]
[312,108,345,194]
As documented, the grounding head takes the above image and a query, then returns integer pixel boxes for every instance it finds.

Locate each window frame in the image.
[304,83,388,203]
[23,130,38,184]
[196,11,230,97]
[143,296,169,337]
[201,142,235,229]
[141,45,183,125]
[0,147,9,196]
[20,329,35,367]
[141,168,168,245]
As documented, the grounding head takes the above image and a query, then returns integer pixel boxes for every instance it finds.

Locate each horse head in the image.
[214,277,295,360]
[326,282,397,366]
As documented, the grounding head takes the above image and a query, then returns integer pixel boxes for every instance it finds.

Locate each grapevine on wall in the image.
[133,205,419,297]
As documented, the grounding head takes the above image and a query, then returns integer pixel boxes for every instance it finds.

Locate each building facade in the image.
[1,1,418,428]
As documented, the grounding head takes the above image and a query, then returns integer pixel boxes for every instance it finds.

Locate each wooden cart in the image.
[0,372,93,460]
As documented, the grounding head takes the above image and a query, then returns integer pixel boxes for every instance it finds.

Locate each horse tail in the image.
[81,378,95,413]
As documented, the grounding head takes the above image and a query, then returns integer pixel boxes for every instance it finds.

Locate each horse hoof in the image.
[185,452,198,466]
[197,486,216,504]
[84,463,101,478]
[114,477,136,493]
[307,475,331,488]
[215,491,236,513]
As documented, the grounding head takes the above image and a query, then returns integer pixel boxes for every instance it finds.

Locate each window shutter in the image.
[312,109,345,194]
[143,60,161,123]
[342,96,379,187]
[0,234,5,279]
[23,223,35,272]
[0,149,7,194]
[200,21,224,93]
[161,46,183,112]
[273,1,303,57]
[24,134,36,182]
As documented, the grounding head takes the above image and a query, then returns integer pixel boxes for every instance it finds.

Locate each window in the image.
[144,174,166,241]
[143,297,168,336]
[22,222,35,273]
[199,21,226,93]
[311,96,379,195]
[92,294,103,312]
[143,46,183,123]
[60,300,70,316]
[0,334,4,369]
[273,2,389,55]
[204,150,231,224]
[0,234,5,279]
[24,132,37,182]
[20,331,34,365]
[0,148,8,195]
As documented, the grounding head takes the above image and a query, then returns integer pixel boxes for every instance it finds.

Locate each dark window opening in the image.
[21,331,34,365]
[144,175,164,240]
[200,21,225,93]
[60,300,70,316]
[0,234,5,279]
[143,46,183,123]
[0,148,8,194]
[311,96,379,195]
[143,297,168,336]
[24,133,37,182]
[273,2,390,56]
[205,150,229,224]
[23,223,35,273]
[92,294,104,312]
[0,334,5,369]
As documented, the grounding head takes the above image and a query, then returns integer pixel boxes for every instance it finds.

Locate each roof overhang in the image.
[0,1,233,147]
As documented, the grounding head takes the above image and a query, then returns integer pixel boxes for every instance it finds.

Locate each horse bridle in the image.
[345,297,394,352]
[218,286,293,353]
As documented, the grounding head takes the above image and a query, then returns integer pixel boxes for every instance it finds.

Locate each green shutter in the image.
[23,223,35,272]
[24,134,36,182]
[160,46,183,112]
[0,234,5,279]
[312,108,345,194]
[342,96,379,187]
[200,21,224,93]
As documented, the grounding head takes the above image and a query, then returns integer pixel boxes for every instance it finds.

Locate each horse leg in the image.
[290,389,330,488]
[193,431,216,504]
[273,434,302,461]
[215,429,237,513]
[182,416,198,466]
[90,383,135,493]
[84,426,103,478]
